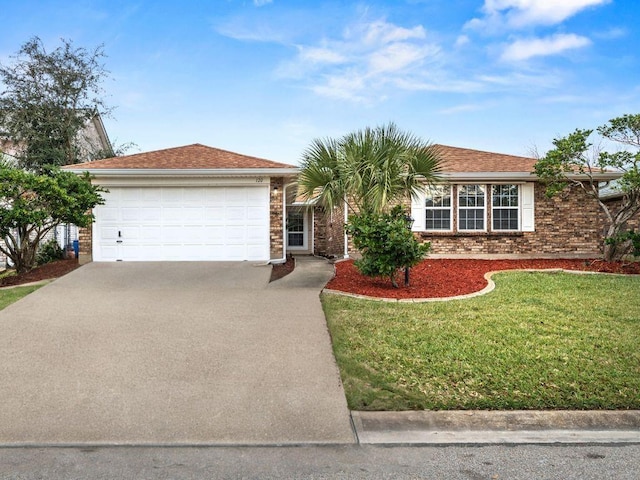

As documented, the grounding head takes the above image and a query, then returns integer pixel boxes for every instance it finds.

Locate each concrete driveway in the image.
[0,261,355,445]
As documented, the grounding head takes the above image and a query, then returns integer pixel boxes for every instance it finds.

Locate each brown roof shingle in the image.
[68,143,297,170]
[435,144,537,173]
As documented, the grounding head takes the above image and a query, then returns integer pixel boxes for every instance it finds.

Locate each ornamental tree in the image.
[534,114,640,261]
[0,165,105,273]
[0,37,112,172]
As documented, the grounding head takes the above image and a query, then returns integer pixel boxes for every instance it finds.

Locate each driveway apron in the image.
[0,261,355,445]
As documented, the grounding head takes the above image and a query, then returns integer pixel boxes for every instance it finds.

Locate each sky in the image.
[1,0,638,165]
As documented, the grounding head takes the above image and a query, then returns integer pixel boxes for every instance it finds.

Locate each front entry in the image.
[286,208,309,252]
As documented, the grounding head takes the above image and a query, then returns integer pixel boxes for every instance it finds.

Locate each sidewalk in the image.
[351,410,640,444]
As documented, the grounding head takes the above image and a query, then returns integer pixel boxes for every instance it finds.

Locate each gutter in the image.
[63,168,300,177]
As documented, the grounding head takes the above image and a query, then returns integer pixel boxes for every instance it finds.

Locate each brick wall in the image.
[417,183,603,257]
[269,177,284,259]
[313,205,345,258]
[603,197,640,232]
[77,223,92,264]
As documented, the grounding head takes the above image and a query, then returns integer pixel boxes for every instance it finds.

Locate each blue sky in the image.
[1,0,638,164]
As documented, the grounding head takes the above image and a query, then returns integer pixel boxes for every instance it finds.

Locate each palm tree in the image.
[298,122,441,214]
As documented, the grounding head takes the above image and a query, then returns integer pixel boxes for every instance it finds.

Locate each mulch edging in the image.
[324,259,640,302]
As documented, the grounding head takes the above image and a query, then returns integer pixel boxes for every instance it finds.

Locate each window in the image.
[492,184,519,230]
[458,185,486,231]
[410,182,535,234]
[425,185,452,230]
[287,211,305,247]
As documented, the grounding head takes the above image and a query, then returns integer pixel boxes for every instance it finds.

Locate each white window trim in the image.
[412,182,535,233]
[491,184,521,232]
[457,184,487,232]
[286,209,308,251]
[425,185,453,232]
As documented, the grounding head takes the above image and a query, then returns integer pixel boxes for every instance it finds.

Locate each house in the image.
[1,114,112,267]
[308,145,623,259]
[66,143,624,264]
[65,144,298,263]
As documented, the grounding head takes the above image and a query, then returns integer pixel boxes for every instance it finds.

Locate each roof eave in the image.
[64,167,300,176]
[437,171,622,182]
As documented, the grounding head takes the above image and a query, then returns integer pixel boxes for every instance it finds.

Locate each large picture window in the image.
[458,185,485,231]
[492,184,519,230]
[425,185,452,230]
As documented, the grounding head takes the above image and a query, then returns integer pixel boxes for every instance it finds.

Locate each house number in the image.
[255,177,264,183]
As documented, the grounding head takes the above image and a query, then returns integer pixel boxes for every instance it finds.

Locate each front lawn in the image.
[323,271,640,410]
[0,284,43,311]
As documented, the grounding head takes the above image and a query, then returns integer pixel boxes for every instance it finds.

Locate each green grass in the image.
[0,284,43,310]
[322,271,640,411]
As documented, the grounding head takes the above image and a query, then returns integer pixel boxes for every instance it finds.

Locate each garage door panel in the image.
[162,189,183,203]
[246,244,269,260]
[99,245,118,261]
[100,207,119,222]
[204,207,224,222]
[247,206,267,221]
[99,226,119,241]
[182,207,204,222]
[121,189,141,201]
[203,225,225,240]
[226,207,246,223]
[205,189,225,204]
[183,225,205,245]
[225,226,246,242]
[162,225,186,242]
[246,226,266,242]
[94,186,270,261]
[120,226,140,240]
[121,207,142,221]
[139,207,162,222]
[183,188,206,203]
[246,187,267,202]
[140,225,161,240]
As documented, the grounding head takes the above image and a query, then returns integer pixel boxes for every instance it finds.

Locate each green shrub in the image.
[346,206,429,288]
[36,238,64,265]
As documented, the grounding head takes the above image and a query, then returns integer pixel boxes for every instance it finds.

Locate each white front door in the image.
[286,209,308,251]
[93,186,270,261]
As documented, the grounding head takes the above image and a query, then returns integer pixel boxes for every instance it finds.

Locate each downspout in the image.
[271,181,296,264]
[343,199,349,258]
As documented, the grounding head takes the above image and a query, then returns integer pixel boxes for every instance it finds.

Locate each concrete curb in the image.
[351,410,640,445]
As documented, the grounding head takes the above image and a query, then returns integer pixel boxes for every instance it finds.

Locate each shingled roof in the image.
[435,144,537,173]
[68,143,297,170]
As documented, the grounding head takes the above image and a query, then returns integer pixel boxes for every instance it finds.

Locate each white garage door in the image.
[93,186,270,261]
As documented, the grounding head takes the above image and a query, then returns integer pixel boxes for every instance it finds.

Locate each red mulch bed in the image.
[326,258,640,300]
[0,258,81,287]
[270,255,295,282]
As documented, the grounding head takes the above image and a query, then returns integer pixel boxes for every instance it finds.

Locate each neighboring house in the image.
[0,114,112,267]
[65,142,625,264]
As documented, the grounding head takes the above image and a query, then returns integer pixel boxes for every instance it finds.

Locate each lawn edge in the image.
[322,268,634,302]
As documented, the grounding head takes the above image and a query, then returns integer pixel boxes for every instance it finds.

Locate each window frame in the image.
[457,184,487,232]
[491,184,521,232]
[424,184,453,232]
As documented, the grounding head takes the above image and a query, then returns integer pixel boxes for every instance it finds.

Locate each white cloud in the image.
[501,33,591,61]
[298,46,347,65]
[368,43,439,74]
[438,103,486,115]
[455,35,470,47]
[468,0,610,30]
[273,18,442,102]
